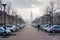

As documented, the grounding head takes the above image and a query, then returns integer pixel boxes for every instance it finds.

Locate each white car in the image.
[6,25,17,32]
[0,27,11,36]
[20,24,25,28]
[32,23,38,27]
[16,25,20,30]
[41,24,51,31]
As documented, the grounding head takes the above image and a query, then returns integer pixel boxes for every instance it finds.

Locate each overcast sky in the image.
[3,0,57,20]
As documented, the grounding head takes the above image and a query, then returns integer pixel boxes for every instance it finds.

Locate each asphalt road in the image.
[0,25,60,40]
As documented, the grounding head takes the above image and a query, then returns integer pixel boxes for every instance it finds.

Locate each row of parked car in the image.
[40,24,60,33]
[0,24,26,36]
[32,23,60,33]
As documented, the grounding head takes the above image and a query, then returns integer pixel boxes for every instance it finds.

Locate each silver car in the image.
[46,25,60,33]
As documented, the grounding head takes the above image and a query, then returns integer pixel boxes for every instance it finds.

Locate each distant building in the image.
[40,14,51,25]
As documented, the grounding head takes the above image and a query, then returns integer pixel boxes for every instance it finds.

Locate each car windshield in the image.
[54,27,59,29]
[7,26,12,27]
[44,24,49,27]
[54,26,60,29]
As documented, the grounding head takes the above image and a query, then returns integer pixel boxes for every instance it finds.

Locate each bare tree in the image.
[0,0,2,10]
[11,8,17,16]
[48,0,60,25]
[7,2,12,14]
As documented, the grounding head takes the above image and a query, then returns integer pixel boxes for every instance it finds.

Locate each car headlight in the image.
[47,29,50,31]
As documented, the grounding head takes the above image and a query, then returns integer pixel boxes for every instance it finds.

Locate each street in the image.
[0,24,60,40]
[0,0,60,40]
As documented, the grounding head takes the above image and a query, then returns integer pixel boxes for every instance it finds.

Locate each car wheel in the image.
[52,31,55,33]
[7,32,11,36]
[3,32,6,36]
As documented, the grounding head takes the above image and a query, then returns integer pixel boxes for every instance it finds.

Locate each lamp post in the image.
[2,4,7,11]
[2,4,7,29]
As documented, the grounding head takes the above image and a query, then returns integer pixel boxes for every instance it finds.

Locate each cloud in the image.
[6,0,53,20]
[10,0,41,8]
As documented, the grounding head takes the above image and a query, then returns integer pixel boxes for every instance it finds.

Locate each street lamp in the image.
[2,4,7,11]
[2,4,7,29]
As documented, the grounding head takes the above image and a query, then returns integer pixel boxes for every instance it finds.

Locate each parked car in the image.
[16,25,20,30]
[32,23,38,27]
[6,25,17,32]
[0,27,4,35]
[20,24,25,28]
[0,27,11,36]
[46,25,60,33]
[3,28,11,36]
[41,24,51,31]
